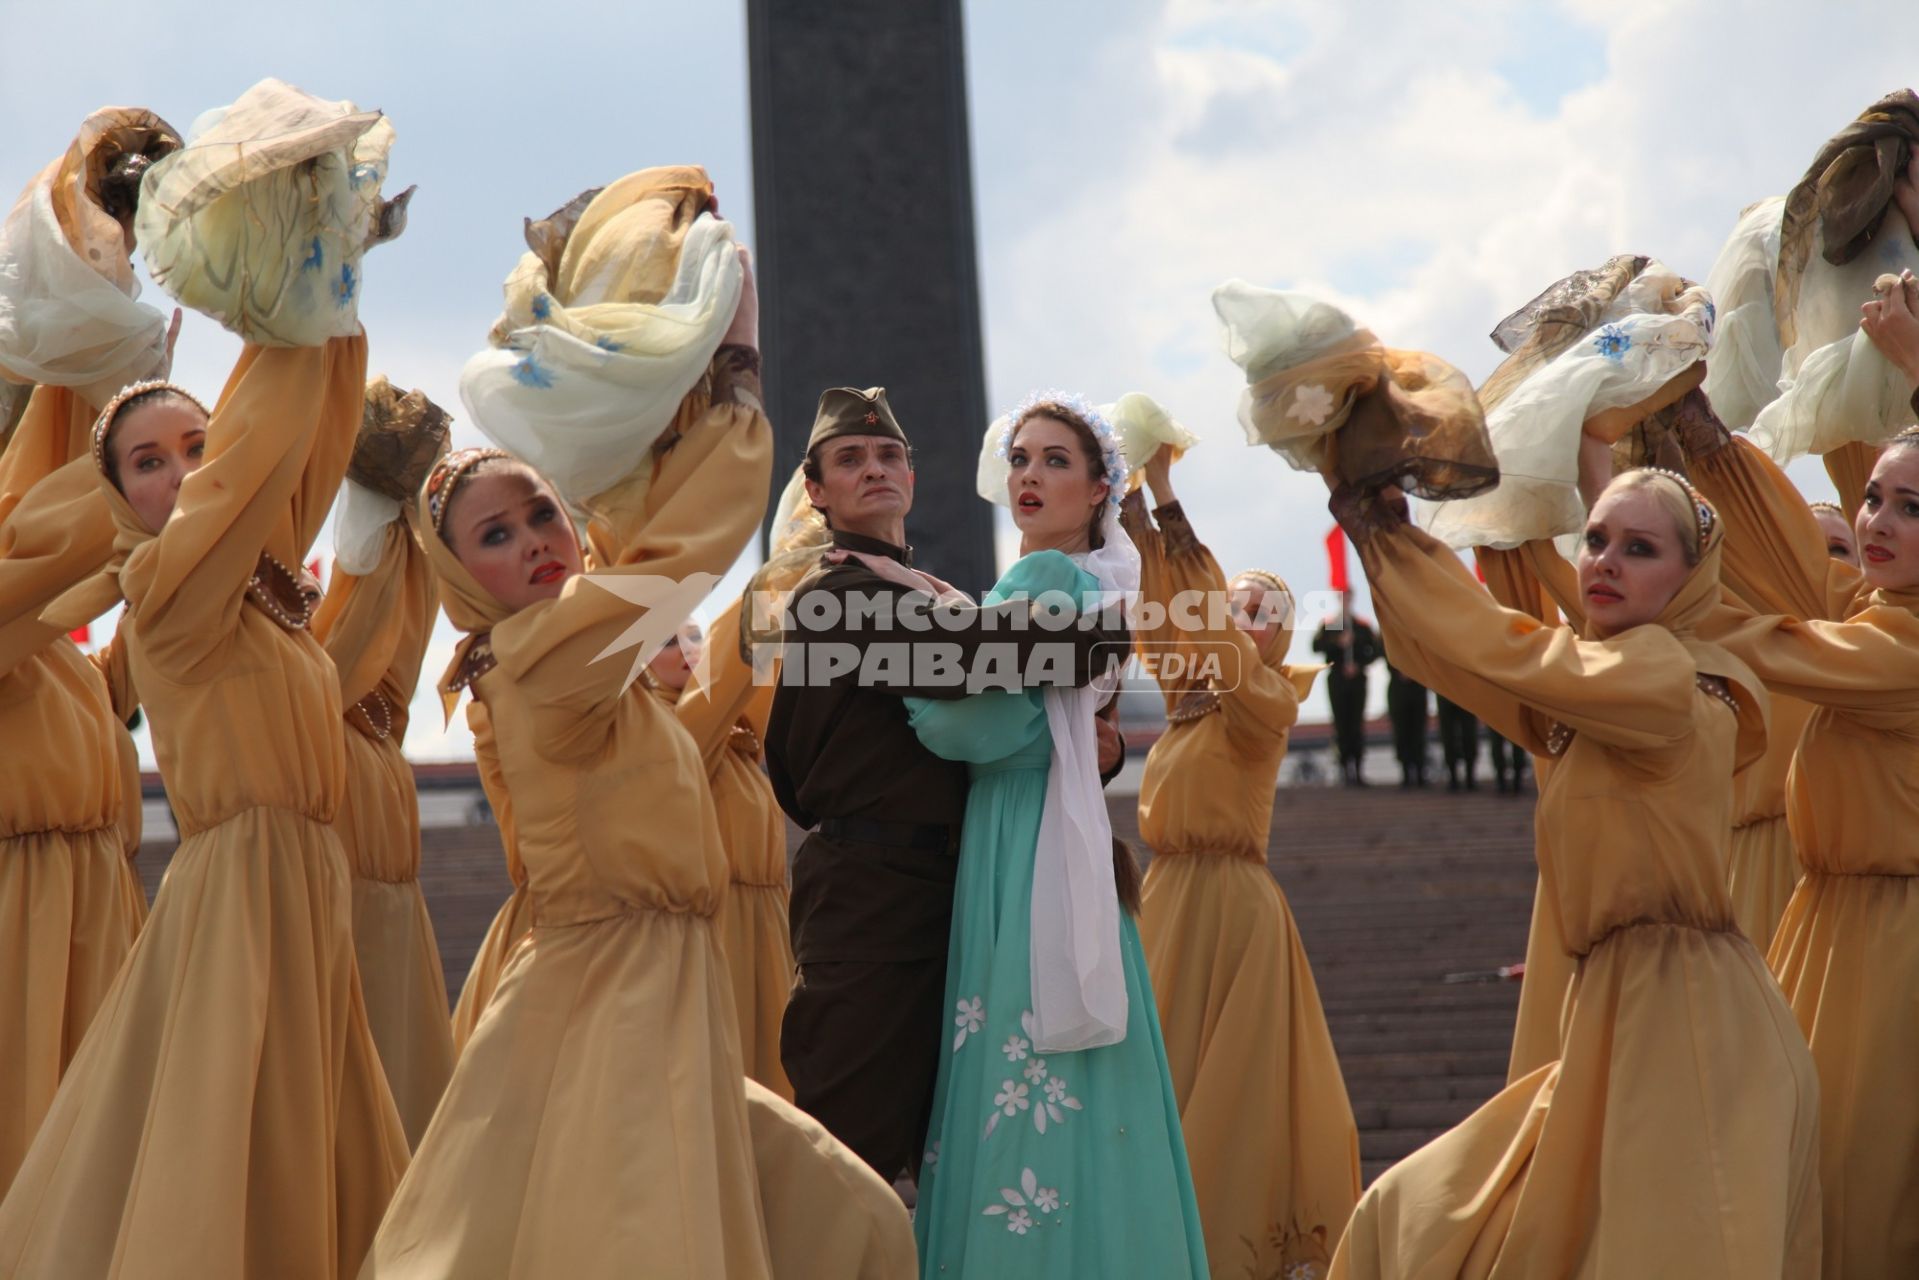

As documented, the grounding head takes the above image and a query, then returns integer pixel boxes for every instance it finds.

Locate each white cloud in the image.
[965,0,1914,720]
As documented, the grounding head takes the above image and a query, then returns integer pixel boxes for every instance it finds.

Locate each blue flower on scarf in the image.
[531,293,552,320]
[511,354,555,389]
[302,236,324,272]
[1593,324,1631,361]
[595,336,624,353]
[333,262,358,308]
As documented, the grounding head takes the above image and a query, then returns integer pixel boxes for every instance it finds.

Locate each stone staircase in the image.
[136,775,1540,1186]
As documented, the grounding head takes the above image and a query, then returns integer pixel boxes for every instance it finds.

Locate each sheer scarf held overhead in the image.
[1210,280,1497,504]
[979,398,1138,1051]
[458,168,743,513]
[416,450,517,723]
[0,108,181,407]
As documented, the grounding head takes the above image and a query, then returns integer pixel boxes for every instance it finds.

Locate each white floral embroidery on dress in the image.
[1287,383,1335,427]
[983,1078,1032,1137]
[922,1140,941,1171]
[1036,1072,1083,1135]
[953,996,985,1052]
[981,1167,1061,1235]
[1002,1034,1030,1062]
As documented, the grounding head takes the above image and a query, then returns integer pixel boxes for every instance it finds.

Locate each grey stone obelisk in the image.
[746,0,996,592]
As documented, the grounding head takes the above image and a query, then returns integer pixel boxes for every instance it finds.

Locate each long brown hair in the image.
[1112,837,1143,916]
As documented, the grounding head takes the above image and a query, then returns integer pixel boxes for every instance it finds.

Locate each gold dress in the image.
[0,388,147,1195]
[1125,495,1358,1279]
[662,596,795,1098]
[1481,539,1808,1038]
[1691,436,1919,1278]
[1472,546,1576,1082]
[0,337,409,1278]
[363,368,913,1276]
[1330,514,1820,1280]
[312,507,456,1147]
[1726,694,1810,948]
[447,698,530,1055]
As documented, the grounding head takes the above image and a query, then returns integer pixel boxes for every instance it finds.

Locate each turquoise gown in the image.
[906,550,1208,1278]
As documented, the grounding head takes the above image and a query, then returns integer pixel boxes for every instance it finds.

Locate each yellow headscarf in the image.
[39,380,212,632]
[1573,469,1769,771]
[417,446,521,721]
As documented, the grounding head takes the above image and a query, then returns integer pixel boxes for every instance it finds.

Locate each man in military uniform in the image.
[767,386,1126,1185]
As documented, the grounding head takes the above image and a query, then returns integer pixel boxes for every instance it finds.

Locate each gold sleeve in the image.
[1362,521,1698,755]
[312,504,437,742]
[1822,442,1879,518]
[494,386,773,765]
[88,615,141,724]
[0,456,115,676]
[1688,437,1861,623]
[1128,494,1302,741]
[1708,601,1919,719]
[674,594,760,775]
[120,334,369,677]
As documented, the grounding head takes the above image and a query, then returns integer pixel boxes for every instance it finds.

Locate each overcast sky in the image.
[4,0,1913,760]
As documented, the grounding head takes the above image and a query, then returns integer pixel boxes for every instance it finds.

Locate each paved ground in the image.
[134,775,1540,1185]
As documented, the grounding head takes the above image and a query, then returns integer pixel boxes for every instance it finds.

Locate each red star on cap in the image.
[863,410,879,426]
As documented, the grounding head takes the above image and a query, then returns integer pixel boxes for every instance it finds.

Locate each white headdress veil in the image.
[978,391,1138,1052]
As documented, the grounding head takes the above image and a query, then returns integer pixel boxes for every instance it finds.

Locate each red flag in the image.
[1325,526,1349,594]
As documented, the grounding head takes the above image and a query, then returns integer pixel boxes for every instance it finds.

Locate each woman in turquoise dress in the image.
[904,393,1207,1277]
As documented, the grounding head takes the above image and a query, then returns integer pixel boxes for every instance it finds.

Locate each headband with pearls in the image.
[425,447,515,537]
[1633,467,1717,550]
[90,379,212,476]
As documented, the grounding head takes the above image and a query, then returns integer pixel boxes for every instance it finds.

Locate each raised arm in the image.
[674,593,761,772]
[1824,442,1881,517]
[88,615,140,725]
[492,352,773,764]
[1706,596,1919,719]
[1357,511,1698,756]
[1127,480,1304,741]
[1674,393,1861,621]
[312,506,436,742]
[122,334,369,678]
[0,455,116,676]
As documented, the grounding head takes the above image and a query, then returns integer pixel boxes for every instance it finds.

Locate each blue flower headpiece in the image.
[993,389,1128,508]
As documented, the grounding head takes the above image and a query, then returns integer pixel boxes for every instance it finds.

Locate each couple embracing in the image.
[768,387,1209,1276]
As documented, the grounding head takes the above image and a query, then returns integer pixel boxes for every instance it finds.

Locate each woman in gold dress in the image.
[0,384,149,1197]
[446,702,528,1055]
[649,600,797,1098]
[1123,443,1358,1279]
[1672,361,1919,1277]
[309,386,457,1146]
[363,239,913,1273]
[0,335,409,1279]
[1328,470,1819,1279]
